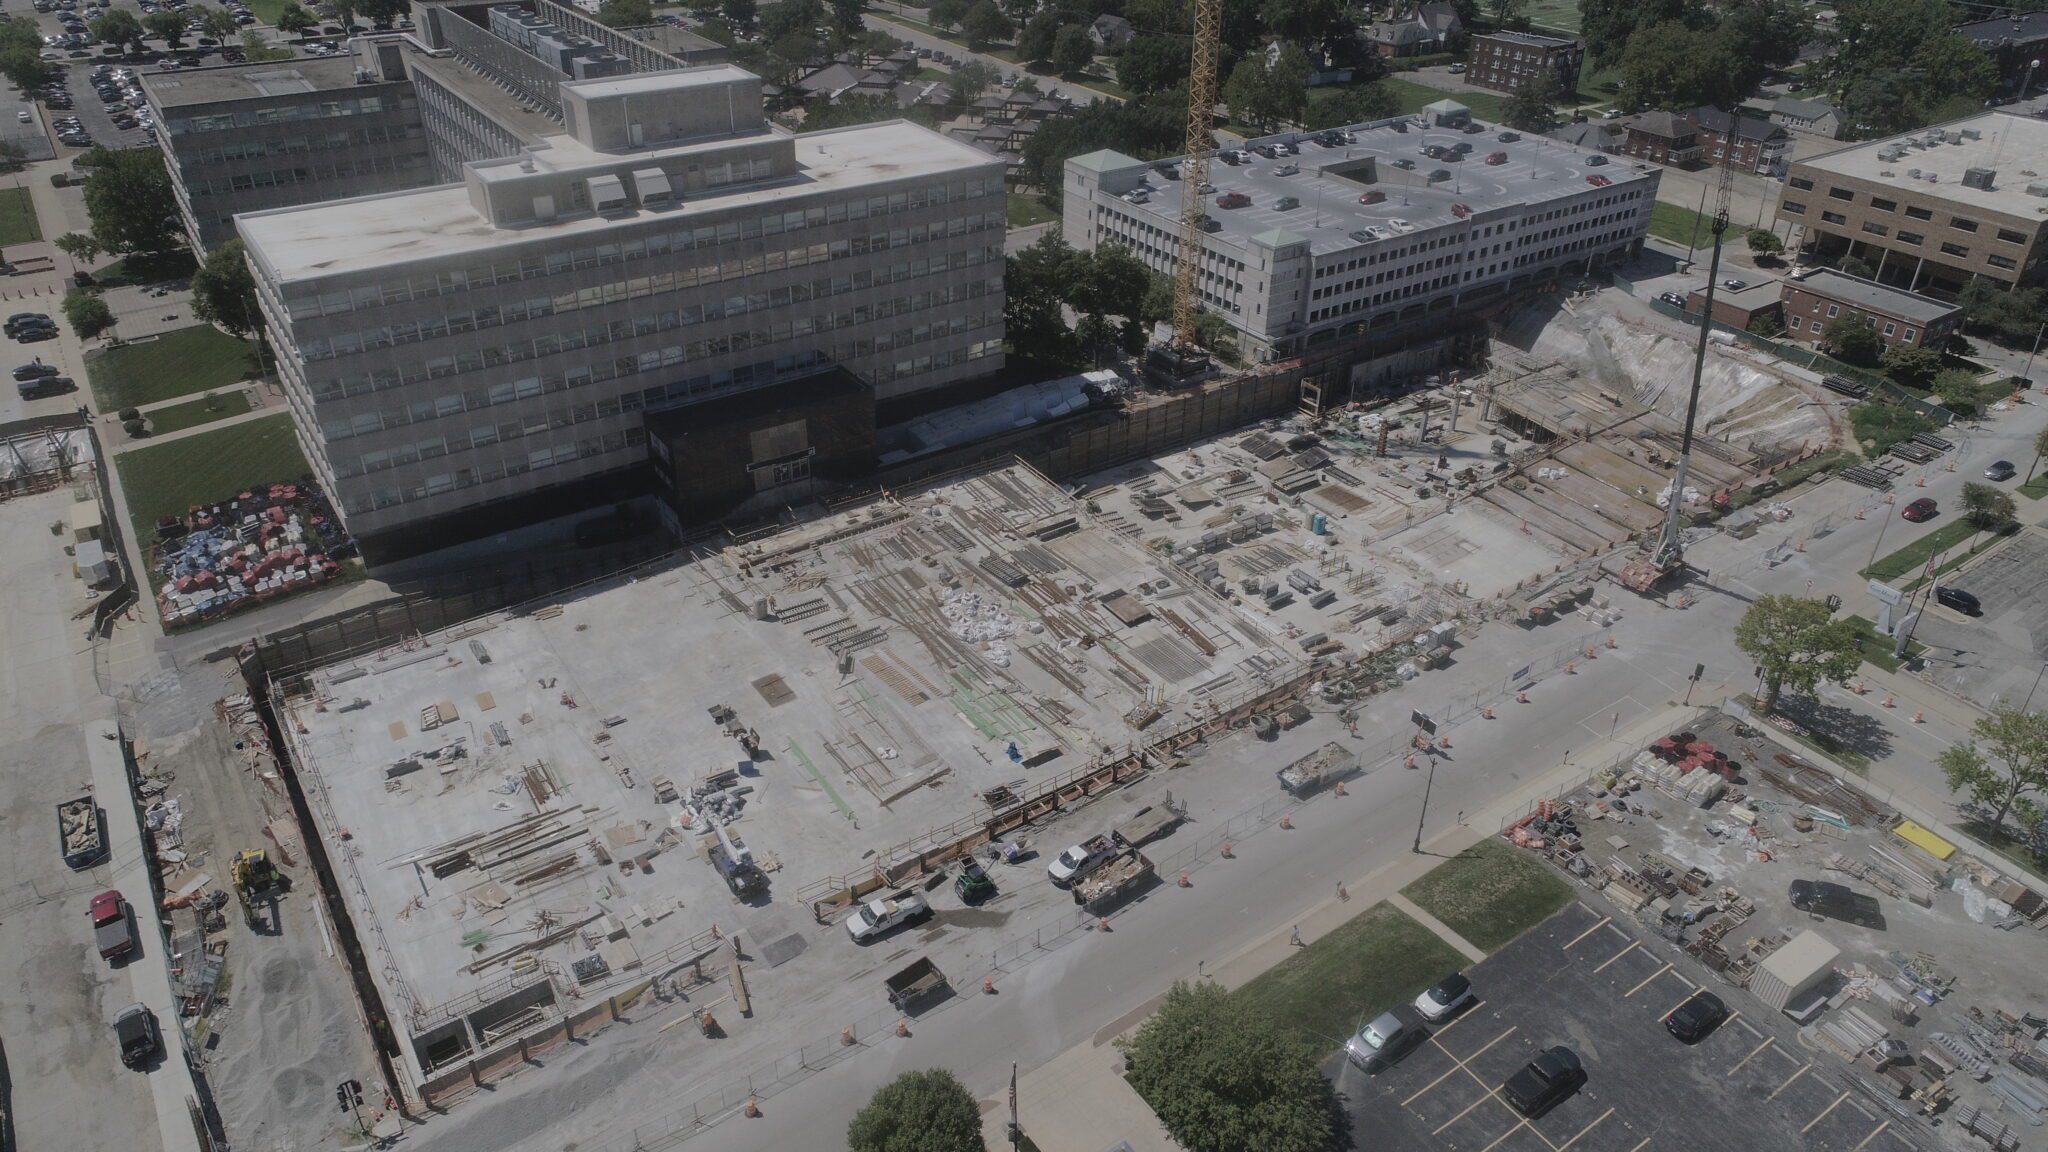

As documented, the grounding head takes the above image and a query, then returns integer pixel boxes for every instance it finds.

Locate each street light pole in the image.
[1864,498,1896,573]
[1411,756,1438,854]
[2025,662,2048,714]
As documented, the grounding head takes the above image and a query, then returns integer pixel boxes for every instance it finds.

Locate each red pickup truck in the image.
[1215,192,1251,209]
[89,890,136,961]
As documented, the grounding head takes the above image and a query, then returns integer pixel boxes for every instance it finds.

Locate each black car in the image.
[1665,991,1728,1043]
[16,326,58,343]
[113,1003,159,1068]
[12,360,58,381]
[1503,1047,1583,1117]
[1934,585,1981,615]
[1984,459,2017,481]
[1788,879,1885,929]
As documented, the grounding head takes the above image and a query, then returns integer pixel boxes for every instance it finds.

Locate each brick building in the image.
[1620,112,1701,167]
[1464,32,1580,98]
[1778,269,1961,351]
[1689,106,1790,176]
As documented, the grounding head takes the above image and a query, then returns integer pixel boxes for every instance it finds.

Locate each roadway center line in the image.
[1728,1037,1775,1076]
[1594,939,1642,973]
[1802,1090,1852,1134]
[1767,1063,1812,1101]
[1557,1106,1616,1152]
[1626,962,1673,997]
[1851,1119,1892,1152]
[1407,1025,1516,1107]
[1563,916,1612,950]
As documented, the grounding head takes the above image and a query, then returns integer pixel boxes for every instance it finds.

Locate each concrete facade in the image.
[238,66,1004,560]
[1464,31,1580,97]
[143,57,435,253]
[1777,268,1960,350]
[1780,112,2048,294]
[1061,114,1656,361]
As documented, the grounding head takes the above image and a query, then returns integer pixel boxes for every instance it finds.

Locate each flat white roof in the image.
[559,64,755,100]
[1796,111,2048,219]
[239,121,999,284]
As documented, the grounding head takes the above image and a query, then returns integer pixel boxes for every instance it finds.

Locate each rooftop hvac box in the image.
[1750,929,1839,1012]
[1962,167,1996,191]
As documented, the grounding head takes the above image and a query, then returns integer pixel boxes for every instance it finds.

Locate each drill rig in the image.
[1616,140,1738,592]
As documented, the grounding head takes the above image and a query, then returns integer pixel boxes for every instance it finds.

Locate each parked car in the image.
[1503,1047,1583,1116]
[1984,459,2016,481]
[1345,1004,1428,1072]
[1665,990,1727,1043]
[1901,497,1937,522]
[12,360,58,381]
[1788,878,1885,928]
[1585,174,1612,187]
[1448,62,1465,73]
[113,1003,159,1068]
[1275,195,1299,210]
[1659,291,1687,307]
[1497,131,1520,142]
[1413,972,1474,1022]
[1933,585,1981,615]
[1215,191,1250,208]
[1722,278,1748,290]
[845,891,931,943]
[88,889,136,960]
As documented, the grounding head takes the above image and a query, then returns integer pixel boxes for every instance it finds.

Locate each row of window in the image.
[1786,311,1915,344]
[1307,229,1631,322]
[178,123,424,166]
[1791,179,2030,243]
[299,230,1000,364]
[1313,204,1637,302]
[282,180,1003,320]
[169,94,414,136]
[188,153,428,197]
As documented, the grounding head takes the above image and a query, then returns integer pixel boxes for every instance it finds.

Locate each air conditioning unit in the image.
[1962,167,1995,190]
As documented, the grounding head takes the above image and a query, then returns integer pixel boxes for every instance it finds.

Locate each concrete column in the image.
[1874,247,1890,281]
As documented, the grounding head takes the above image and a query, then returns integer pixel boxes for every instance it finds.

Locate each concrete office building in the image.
[144,57,434,252]
[1061,102,1657,361]
[238,65,1005,560]
[1780,112,2048,294]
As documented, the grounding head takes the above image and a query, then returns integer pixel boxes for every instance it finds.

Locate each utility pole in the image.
[336,1079,367,1140]
[1411,757,1437,854]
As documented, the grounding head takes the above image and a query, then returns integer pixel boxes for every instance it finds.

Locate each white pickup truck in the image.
[846,891,931,943]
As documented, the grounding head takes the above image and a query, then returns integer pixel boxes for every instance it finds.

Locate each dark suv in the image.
[1788,879,1885,929]
[1503,1047,1583,1117]
[1665,991,1727,1043]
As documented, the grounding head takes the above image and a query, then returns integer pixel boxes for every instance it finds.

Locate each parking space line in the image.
[1563,916,1612,949]
[1625,962,1672,997]
[1767,1064,1811,1100]
[1801,1090,1851,1133]
[1851,1120,1891,1151]
[1479,1117,1532,1152]
[1556,1106,1615,1151]
[1723,1010,1742,1031]
[1593,939,1642,972]
[1433,1087,1499,1135]
[1626,1139,1650,1152]
[1430,1000,1485,1041]
[1407,1025,1516,1107]
[1727,1036,1775,1076]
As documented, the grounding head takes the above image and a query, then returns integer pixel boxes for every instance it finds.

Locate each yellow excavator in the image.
[231,849,283,933]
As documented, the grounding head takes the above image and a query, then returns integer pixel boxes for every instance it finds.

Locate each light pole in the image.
[2021,320,2047,392]
[1864,497,1896,573]
[2025,662,2048,714]
[1411,755,1438,854]
[2027,58,2044,103]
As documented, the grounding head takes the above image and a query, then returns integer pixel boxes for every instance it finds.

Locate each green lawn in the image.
[2019,471,2048,500]
[1841,615,1926,675]
[142,389,253,436]
[1234,902,1466,1052]
[1649,200,1716,249]
[86,325,260,410]
[1863,518,2013,582]
[1006,190,1058,228]
[912,65,949,81]
[1400,838,1574,953]
[0,186,41,246]
[114,412,309,551]
[1520,0,1582,33]
[1381,77,1509,122]
[242,0,293,25]
[91,250,198,289]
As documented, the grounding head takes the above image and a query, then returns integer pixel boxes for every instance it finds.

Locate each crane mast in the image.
[1170,0,1222,350]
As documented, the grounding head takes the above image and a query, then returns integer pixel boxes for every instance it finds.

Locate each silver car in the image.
[1345,1004,1427,1072]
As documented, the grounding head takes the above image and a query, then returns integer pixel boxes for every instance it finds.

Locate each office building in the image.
[1061,100,1657,361]
[1464,32,1581,98]
[1780,112,2048,293]
[238,65,1006,560]
[144,57,434,252]
[1778,268,1960,350]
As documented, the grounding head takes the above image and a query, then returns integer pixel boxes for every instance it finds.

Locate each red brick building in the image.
[1778,269,1961,351]
[1620,112,1702,168]
[1687,106,1791,177]
[1464,32,1581,98]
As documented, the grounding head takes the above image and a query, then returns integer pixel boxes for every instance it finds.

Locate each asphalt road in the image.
[863,10,1118,108]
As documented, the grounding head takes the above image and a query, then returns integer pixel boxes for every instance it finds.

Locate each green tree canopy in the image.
[1745,228,1783,257]
[1880,343,1944,390]
[239,29,295,60]
[830,0,864,34]
[55,231,103,266]
[846,1068,985,1152]
[1941,708,2048,835]
[1822,313,1882,367]
[1016,8,1058,61]
[1819,0,1995,138]
[1224,44,1310,134]
[192,239,262,338]
[959,1,1012,51]
[722,0,758,28]
[1501,71,1556,132]
[1734,594,1863,713]
[195,5,239,40]
[89,9,146,49]
[1959,480,2017,535]
[1618,21,1742,110]
[1118,35,1190,95]
[1006,231,1078,362]
[275,2,316,34]
[63,289,113,339]
[1260,0,1347,46]
[1955,279,2047,347]
[596,0,652,26]
[1020,87,1186,204]
[143,9,190,45]
[948,59,1000,104]
[1307,81,1397,129]
[1580,0,1702,69]
[1052,23,1094,74]
[83,148,181,257]
[0,15,52,92]
[1119,981,1335,1152]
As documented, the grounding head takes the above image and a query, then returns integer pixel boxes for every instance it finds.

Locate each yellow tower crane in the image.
[1141,0,1223,388]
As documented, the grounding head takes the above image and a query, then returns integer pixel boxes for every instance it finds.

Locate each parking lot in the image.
[1917,527,2048,708]
[1333,902,1922,1152]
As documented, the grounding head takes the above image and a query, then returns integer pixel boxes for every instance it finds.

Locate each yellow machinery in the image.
[231,848,282,930]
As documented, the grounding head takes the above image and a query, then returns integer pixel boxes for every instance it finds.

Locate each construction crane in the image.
[1142,0,1223,388]
[1622,132,1738,592]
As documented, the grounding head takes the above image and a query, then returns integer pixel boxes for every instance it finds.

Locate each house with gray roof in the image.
[1770,97,1842,139]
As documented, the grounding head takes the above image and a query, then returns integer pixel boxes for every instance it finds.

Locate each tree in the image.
[1745,228,1783,258]
[1880,343,1944,390]
[799,92,905,130]
[722,0,757,28]
[1821,313,1881,367]
[191,240,261,338]
[2029,424,2048,484]
[82,148,180,257]
[1959,480,2017,536]
[0,16,51,91]
[596,0,652,26]
[1490,0,1526,30]
[275,2,315,34]
[357,0,407,23]
[239,29,294,60]
[89,9,146,50]
[761,0,822,41]
[1021,88,1186,203]
[1119,981,1335,1152]
[1501,72,1555,132]
[1306,81,1397,128]
[1733,594,1863,714]
[845,1069,985,1152]
[1940,708,2048,836]
[1835,255,1874,279]
[1223,45,1310,133]
[63,289,113,339]
[1260,0,1347,46]
[1052,23,1093,74]
[1618,21,1741,111]
[1747,311,1783,338]
[927,0,970,30]
[1819,0,1995,138]
[54,231,103,266]
[1117,35,1189,95]
[1005,231,1078,362]
[959,1,1012,51]
[1579,0,1699,69]
[830,0,864,35]
[1063,242,1151,352]
[948,59,999,104]
[1016,8,1058,61]
[144,9,190,46]
[196,5,240,41]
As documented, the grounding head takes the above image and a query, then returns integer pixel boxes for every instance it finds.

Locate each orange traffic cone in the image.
[1565,661,1576,675]
[1584,643,1597,659]
[1178,869,1191,888]
[1221,839,1234,858]
[744,1097,761,1118]
[841,1027,856,1046]
[983,975,996,994]
[1916,475,1927,487]
[895,1018,910,1037]
[1854,507,1865,520]
[1404,752,1417,770]
[1605,636,1617,649]
[1882,693,1895,709]
[1439,731,1451,750]
[1853,678,1865,695]
[1336,882,1350,902]
[1516,690,1530,704]
[1098,916,1112,932]
[1912,710,1924,724]
[1279,813,1293,830]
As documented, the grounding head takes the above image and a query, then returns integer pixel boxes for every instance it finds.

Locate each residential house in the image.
[795,61,864,100]
[1266,38,1351,86]
[1770,97,1842,140]
[1465,31,1581,97]
[1689,105,1790,176]
[1547,119,1624,153]
[1369,1,1461,59]
[1089,14,1133,49]
[1620,111,1701,167]
[1778,268,1961,351]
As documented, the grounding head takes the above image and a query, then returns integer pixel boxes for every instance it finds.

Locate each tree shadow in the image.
[1772,694,1895,762]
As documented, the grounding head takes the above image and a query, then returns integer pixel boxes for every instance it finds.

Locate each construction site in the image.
[1504,707,2048,1150]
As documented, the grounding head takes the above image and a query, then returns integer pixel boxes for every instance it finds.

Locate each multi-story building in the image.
[1689,106,1789,177]
[143,57,434,252]
[238,65,1005,560]
[1770,97,1842,141]
[1779,112,2048,294]
[1369,1,1461,58]
[1955,11,2048,95]
[1062,100,1657,361]
[1778,268,1960,351]
[1464,32,1580,97]
[1620,112,1701,168]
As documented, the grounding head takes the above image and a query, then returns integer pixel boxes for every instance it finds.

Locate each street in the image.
[863,9,1119,107]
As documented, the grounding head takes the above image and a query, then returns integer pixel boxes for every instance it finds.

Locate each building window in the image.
[1782,200,1806,215]
[1901,328,1914,342]
[1862,222,1887,236]
[1822,211,1846,225]
[1789,315,1802,331]
[1940,242,1969,257]
[1789,176,1815,190]
[1870,198,1897,211]
[1827,186,1854,201]
[1989,254,2018,270]
[1998,228,2029,244]
[1883,322,1896,337]
[1897,231,1923,245]
[1905,206,1932,220]
[1951,217,1978,232]
[1826,304,1838,318]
